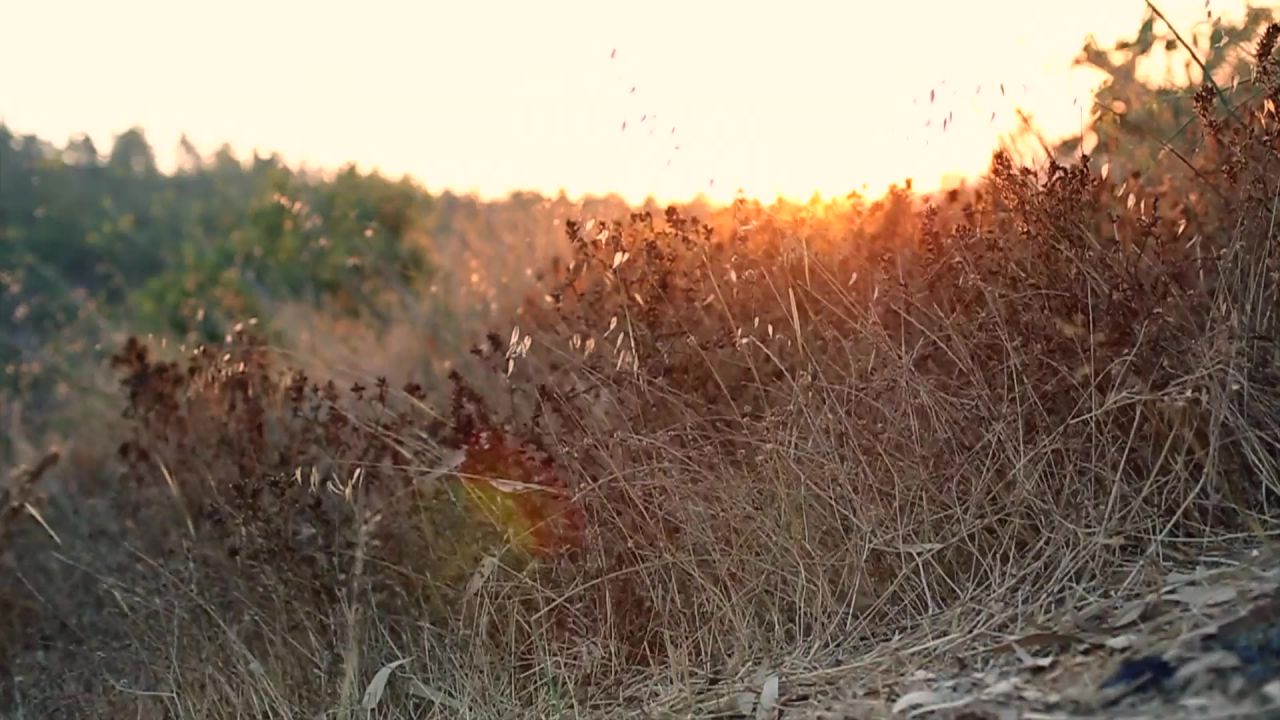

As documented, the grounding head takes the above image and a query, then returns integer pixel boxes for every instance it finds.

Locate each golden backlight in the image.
[2,0,1275,204]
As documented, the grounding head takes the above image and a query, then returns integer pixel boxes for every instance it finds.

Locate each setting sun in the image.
[4,0,1276,203]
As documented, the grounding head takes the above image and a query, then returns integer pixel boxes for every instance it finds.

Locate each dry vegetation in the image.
[3,19,1280,720]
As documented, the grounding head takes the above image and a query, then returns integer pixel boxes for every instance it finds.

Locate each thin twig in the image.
[1146,0,1243,125]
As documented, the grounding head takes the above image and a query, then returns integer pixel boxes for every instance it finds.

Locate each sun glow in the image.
[2,0,1275,205]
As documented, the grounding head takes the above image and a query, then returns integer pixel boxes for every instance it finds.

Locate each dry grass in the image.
[3,21,1280,720]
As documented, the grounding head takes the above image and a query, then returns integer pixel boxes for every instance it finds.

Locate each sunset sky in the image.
[2,1,1275,204]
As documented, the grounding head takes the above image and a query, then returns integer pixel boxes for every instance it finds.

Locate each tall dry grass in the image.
[3,20,1279,720]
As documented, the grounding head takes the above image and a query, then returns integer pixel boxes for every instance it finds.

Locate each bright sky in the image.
[1,1,1274,204]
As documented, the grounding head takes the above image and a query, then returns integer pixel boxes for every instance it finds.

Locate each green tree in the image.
[1053,4,1275,178]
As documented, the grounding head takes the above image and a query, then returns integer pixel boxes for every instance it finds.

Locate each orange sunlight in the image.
[2,0,1276,204]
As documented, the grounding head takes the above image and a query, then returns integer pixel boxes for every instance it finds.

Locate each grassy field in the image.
[2,11,1279,720]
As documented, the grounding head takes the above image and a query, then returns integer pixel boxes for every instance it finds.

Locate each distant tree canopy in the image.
[0,124,435,382]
